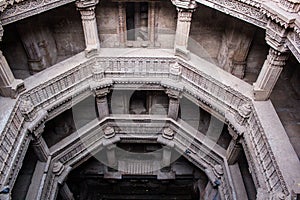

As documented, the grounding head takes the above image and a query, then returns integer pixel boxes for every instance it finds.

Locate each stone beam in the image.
[0,50,24,98]
[76,0,101,57]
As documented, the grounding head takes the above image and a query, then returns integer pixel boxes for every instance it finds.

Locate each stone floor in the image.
[271,75,300,160]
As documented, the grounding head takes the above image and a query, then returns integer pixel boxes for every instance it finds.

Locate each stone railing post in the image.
[172,0,197,60]
[76,0,100,57]
[0,50,24,98]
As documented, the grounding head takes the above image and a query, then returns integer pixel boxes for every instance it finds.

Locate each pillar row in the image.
[76,0,100,57]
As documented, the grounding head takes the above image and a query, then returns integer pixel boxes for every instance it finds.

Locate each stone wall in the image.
[156,1,177,48]
[96,0,119,47]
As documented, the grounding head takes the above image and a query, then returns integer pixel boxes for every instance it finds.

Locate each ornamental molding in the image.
[0,0,76,25]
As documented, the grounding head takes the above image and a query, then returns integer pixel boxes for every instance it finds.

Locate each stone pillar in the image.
[60,183,75,200]
[162,146,172,167]
[32,136,50,162]
[0,51,24,98]
[17,21,57,74]
[253,15,289,100]
[166,89,181,120]
[217,20,255,78]
[253,48,289,100]
[172,0,197,60]
[118,2,127,47]
[226,139,242,165]
[76,0,100,57]
[148,1,156,47]
[95,87,110,119]
[106,144,117,168]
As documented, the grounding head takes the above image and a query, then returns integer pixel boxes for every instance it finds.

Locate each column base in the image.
[0,79,25,98]
[253,84,270,101]
[85,47,99,58]
[175,45,190,60]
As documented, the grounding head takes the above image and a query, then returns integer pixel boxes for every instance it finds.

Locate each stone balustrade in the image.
[0,48,298,199]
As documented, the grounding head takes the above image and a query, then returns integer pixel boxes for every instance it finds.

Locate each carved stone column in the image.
[60,183,75,200]
[166,89,181,120]
[226,139,242,165]
[217,20,255,78]
[95,87,110,119]
[253,18,289,101]
[118,2,127,47]
[31,124,50,162]
[148,2,156,47]
[106,144,117,168]
[253,48,289,100]
[172,0,197,60]
[76,0,100,57]
[0,51,24,98]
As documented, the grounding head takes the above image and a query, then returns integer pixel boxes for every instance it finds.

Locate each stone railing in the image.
[44,115,233,200]
[0,49,297,199]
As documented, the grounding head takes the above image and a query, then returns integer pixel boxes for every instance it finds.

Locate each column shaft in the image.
[76,0,100,57]
[253,48,289,100]
[60,183,75,200]
[0,51,24,98]
[168,98,180,120]
[148,2,156,47]
[118,2,127,47]
[96,96,109,119]
[174,8,194,60]
[32,136,50,162]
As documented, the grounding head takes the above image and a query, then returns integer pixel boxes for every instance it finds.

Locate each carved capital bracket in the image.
[165,88,182,99]
[75,0,99,10]
[265,20,290,53]
[169,62,182,81]
[26,109,48,138]
[171,0,197,10]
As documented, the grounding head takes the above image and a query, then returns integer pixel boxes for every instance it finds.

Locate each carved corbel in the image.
[235,103,251,126]
[171,0,197,10]
[19,98,37,122]
[102,126,120,147]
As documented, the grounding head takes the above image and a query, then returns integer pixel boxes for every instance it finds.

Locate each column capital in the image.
[165,88,182,99]
[75,0,99,10]
[95,87,110,98]
[265,20,289,53]
[20,99,37,122]
[171,0,197,10]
